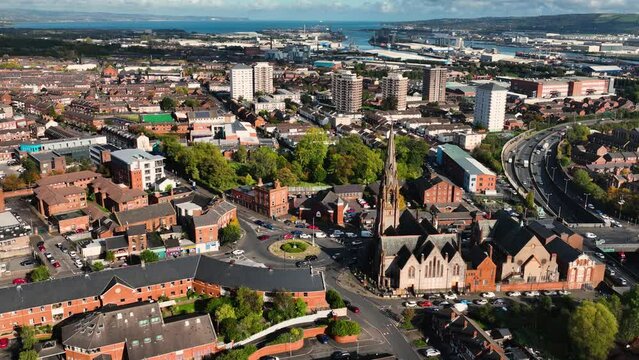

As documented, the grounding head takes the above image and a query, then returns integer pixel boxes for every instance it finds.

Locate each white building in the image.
[474,83,507,132]
[230,64,254,101]
[381,73,408,110]
[110,149,166,190]
[253,62,274,94]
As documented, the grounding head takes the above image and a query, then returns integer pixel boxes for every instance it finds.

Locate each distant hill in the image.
[404,13,639,34]
[0,8,247,24]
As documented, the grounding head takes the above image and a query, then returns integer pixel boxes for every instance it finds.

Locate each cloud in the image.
[0,0,638,20]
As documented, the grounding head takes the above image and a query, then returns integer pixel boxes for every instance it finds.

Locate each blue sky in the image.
[3,0,639,21]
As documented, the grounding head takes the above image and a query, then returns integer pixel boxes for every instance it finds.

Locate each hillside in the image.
[405,13,639,34]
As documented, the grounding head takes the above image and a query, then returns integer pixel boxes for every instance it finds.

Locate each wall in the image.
[3,189,34,198]
[57,215,90,234]
[236,310,334,346]
[247,327,326,360]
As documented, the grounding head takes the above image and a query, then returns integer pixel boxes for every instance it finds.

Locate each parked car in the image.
[542,290,557,296]
[481,292,496,298]
[295,261,309,268]
[558,290,571,296]
[44,252,53,260]
[258,235,270,241]
[524,291,540,297]
[305,255,318,262]
[37,245,46,252]
[404,300,418,308]
[347,305,360,314]
[307,225,319,230]
[331,351,351,359]
[291,230,303,236]
[595,239,606,245]
[506,291,521,297]
[299,233,311,239]
[0,337,8,349]
[295,224,306,228]
[584,232,597,239]
[351,240,363,246]
[421,347,441,357]
[69,251,77,257]
[418,300,433,307]
[315,232,327,238]
[282,233,294,240]
[12,278,27,285]
[360,230,373,238]
[345,232,357,238]
[231,249,245,256]
[20,259,35,266]
[443,292,458,300]
[316,334,330,344]
[331,252,341,260]
[52,261,61,268]
[260,356,279,360]
[474,299,488,305]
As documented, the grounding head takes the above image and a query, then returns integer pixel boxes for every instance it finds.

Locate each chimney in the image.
[488,243,494,258]
[257,177,263,186]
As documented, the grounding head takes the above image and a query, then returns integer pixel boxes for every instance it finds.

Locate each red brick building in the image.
[230,179,289,218]
[465,244,497,292]
[414,174,463,207]
[114,202,177,232]
[90,177,148,212]
[0,256,328,336]
[34,186,87,217]
[36,170,101,189]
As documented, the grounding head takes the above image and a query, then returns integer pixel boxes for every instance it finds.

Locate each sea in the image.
[13,20,382,50]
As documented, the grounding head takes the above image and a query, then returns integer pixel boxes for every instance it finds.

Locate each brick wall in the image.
[247,327,326,360]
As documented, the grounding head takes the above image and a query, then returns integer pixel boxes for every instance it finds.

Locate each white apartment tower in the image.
[253,62,274,94]
[331,71,363,113]
[381,73,408,110]
[422,67,447,103]
[474,83,507,132]
[230,64,254,101]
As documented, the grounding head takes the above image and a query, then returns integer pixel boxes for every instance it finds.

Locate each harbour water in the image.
[13,20,381,49]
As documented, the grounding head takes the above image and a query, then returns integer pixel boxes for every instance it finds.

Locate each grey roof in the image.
[332,184,364,194]
[61,302,216,358]
[192,201,236,228]
[116,202,175,226]
[105,236,129,251]
[0,255,325,314]
[111,149,164,165]
[127,224,147,236]
[232,64,252,70]
[477,82,508,92]
[545,238,581,263]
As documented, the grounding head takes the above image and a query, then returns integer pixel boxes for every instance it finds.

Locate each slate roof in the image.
[104,236,128,251]
[192,201,236,228]
[34,186,85,206]
[490,212,537,257]
[115,202,175,226]
[0,255,325,314]
[332,184,364,194]
[92,177,147,203]
[36,170,100,187]
[545,238,581,263]
[127,224,147,236]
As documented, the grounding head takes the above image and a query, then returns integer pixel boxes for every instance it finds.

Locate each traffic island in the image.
[268,240,320,260]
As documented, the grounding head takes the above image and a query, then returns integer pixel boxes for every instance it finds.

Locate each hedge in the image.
[327,319,361,337]
[267,328,304,345]
[326,289,346,309]
[280,241,308,253]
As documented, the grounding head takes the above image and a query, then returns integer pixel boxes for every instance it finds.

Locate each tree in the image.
[620,286,639,341]
[525,190,536,210]
[219,219,242,245]
[326,289,346,309]
[276,167,298,186]
[248,147,279,182]
[395,135,430,180]
[215,303,236,325]
[294,128,329,180]
[2,174,25,191]
[105,251,116,262]
[19,326,36,350]
[598,294,622,320]
[568,301,617,360]
[91,262,105,271]
[18,350,38,360]
[326,135,383,184]
[300,93,313,105]
[401,308,415,328]
[29,265,50,282]
[233,145,248,164]
[205,296,233,314]
[327,319,361,337]
[139,250,159,263]
[235,287,263,318]
[237,312,266,338]
[20,158,40,186]
[566,123,590,143]
[267,292,306,323]
[160,96,177,111]
[215,345,257,360]
[381,96,398,111]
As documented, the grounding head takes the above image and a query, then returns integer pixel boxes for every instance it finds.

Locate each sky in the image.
[1,0,639,21]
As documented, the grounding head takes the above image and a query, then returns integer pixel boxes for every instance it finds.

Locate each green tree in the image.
[294,128,329,180]
[205,296,233,314]
[568,301,617,360]
[18,350,38,360]
[566,124,590,143]
[233,145,248,164]
[29,265,50,282]
[266,292,307,323]
[248,147,279,182]
[220,318,241,342]
[139,250,159,263]
[237,312,266,338]
[19,158,40,185]
[19,326,36,350]
[598,294,622,320]
[105,251,116,262]
[219,219,242,245]
[215,345,257,360]
[381,96,398,111]
[326,289,346,309]
[160,96,177,111]
[327,319,361,337]
[91,262,105,271]
[526,190,536,210]
[395,135,430,180]
[215,303,237,325]
[2,174,26,191]
[620,286,639,341]
[326,135,383,184]
[276,167,299,186]
[300,93,312,105]
[235,287,263,318]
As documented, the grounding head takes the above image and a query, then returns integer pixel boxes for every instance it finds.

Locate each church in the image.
[372,127,466,294]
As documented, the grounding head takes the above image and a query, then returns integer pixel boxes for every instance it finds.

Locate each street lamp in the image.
[618,197,625,220]
[552,166,557,181]
[564,178,569,193]
[584,193,591,209]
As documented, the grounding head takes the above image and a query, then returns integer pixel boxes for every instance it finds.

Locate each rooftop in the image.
[439,144,495,176]
[111,149,164,165]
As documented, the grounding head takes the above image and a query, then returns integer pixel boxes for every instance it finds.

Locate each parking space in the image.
[31,234,84,278]
[4,197,47,233]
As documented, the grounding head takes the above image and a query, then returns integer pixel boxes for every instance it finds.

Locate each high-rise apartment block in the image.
[253,62,274,94]
[381,73,408,110]
[422,67,447,103]
[474,83,507,132]
[230,64,254,101]
[331,71,363,113]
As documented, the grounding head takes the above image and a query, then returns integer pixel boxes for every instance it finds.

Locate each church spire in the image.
[375,122,401,236]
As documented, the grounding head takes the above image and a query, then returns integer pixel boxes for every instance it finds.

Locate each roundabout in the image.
[268,239,321,260]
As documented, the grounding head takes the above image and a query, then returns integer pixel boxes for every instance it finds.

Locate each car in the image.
[348,305,360,313]
[606,268,616,276]
[282,233,294,240]
[331,253,341,260]
[263,223,274,230]
[438,301,451,307]
[474,299,488,305]
[36,241,44,247]
[481,292,496,298]
[524,291,540,297]
[351,240,363,246]
[345,232,357,238]
[587,203,595,210]
[0,337,8,349]
[331,350,351,359]
[507,291,521,297]
[558,290,571,296]
[52,261,61,268]
[595,252,605,260]
[55,243,62,248]
[12,278,27,285]
[542,290,557,296]
[38,245,46,252]
[299,233,311,239]
[69,251,77,257]
[44,252,53,260]
[443,292,458,300]
[418,300,433,307]
[329,233,341,238]
[492,298,507,306]
[254,220,265,226]
[295,260,309,268]
[316,334,330,344]
[595,239,607,245]
[584,232,597,239]
[404,300,418,308]
[231,249,245,256]
[618,278,628,286]
[307,225,319,230]
[425,293,441,300]
[305,255,318,262]
[295,224,306,228]
[20,259,35,266]
[421,347,441,357]
[291,230,303,236]
[260,356,279,360]
[360,230,373,238]
[258,235,270,241]
[315,232,327,238]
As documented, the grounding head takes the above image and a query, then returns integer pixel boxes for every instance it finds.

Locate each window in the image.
[408,266,416,279]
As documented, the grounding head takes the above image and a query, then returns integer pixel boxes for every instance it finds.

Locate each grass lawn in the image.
[171,302,196,315]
